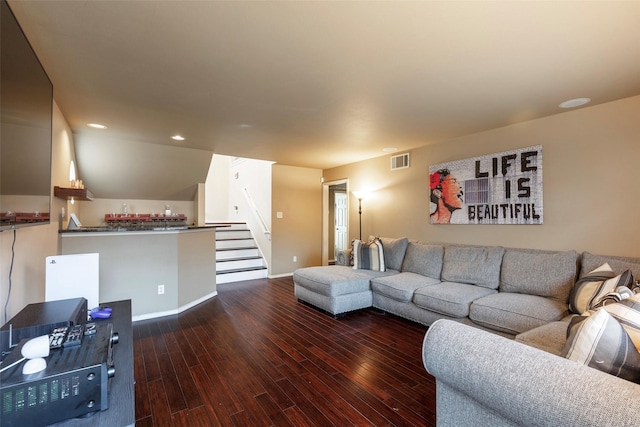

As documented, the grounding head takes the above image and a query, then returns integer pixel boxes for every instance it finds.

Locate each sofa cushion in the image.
[370,272,440,303]
[580,251,640,279]
[515,318,574,356]
[469,293,569,335]
[562,309,640,383]
[293,266,395,297]
[568,263,634,314]
[375,236,409,271]
[441,245,505,289]
[353,238,385,271]
[413,282,496,318]
[499,248,578,302]
[601,293,640,352]
[400,242,444,279]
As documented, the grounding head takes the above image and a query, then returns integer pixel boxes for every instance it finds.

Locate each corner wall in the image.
[271,164,322,275]
[323,96,640,258]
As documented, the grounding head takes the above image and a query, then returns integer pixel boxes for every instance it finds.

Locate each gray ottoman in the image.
[293,265,397,316]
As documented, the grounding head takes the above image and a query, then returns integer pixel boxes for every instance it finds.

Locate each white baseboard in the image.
[268,272,293,279]
[132,290,218,322]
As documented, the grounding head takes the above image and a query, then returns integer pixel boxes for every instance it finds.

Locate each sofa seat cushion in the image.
[370,272,440,303]
[413,282,497,318]
[500,248,578,302]
[293,266,397,297]
[470,293,569,335]
[441,245,505,289]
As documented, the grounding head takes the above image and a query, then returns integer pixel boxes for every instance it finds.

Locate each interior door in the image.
[334,191,348,256]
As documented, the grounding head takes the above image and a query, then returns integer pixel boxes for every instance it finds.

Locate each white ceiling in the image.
[7,1,640,198]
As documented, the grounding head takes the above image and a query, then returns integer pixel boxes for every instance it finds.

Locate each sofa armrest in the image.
[423,320,640,427]
[336,248,352,266]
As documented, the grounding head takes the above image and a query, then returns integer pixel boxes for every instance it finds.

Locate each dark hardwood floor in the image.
[133,277,436,426]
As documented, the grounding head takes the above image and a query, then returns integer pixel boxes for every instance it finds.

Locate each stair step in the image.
[216,248,260,260]
[216,246,258,251]
[217,257,264,270]
[217,266,267,275]
[216,238,255,249]
[216,268,268,284]
[217,256,262,263]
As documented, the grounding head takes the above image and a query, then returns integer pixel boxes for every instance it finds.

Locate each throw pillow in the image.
[568,263,634,314]
[601,293,640,352]
[562,309,640,383]
[352,238,386,272]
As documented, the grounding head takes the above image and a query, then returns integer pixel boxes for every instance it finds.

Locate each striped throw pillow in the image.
[601,293,640,352]
[562,309,640,383]
[353,238,386,272]
[568,263,634,314]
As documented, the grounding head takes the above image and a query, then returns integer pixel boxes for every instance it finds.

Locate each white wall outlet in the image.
[277,211,283,219]
[158,284,165,295]
[293,256,297,262]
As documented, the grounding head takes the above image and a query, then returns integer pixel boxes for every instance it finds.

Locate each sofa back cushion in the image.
[500,248,578,302]
[579,252,640,279]
[441,245,505,289]
[400,242,443,279]
[375,236,409,271]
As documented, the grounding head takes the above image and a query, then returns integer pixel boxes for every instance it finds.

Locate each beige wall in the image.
[323,96,640,258]
[0,102,71,322]
[271,164,322,275]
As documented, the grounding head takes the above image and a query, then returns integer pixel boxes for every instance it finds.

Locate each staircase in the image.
[215,222,268,284]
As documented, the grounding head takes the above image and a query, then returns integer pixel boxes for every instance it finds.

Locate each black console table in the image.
[53,299,134,427]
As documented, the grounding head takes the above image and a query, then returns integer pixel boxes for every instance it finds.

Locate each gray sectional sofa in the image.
[293,237,640,426]
[294,237,583,340]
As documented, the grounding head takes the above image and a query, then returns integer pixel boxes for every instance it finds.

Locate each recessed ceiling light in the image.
[382,147,397,153]
[87,123,107,129]
[559,98,591,109]
[171,135,185,141]
[238,124,253,129]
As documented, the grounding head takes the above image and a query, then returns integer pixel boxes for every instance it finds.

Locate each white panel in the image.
[46,253,99,310]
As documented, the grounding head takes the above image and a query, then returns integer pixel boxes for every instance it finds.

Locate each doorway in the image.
[322,179,349,265]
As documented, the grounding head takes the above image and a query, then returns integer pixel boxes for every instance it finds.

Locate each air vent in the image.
[390,153,410,170]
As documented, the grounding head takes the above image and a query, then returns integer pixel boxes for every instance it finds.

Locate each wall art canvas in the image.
[429,145,543,225]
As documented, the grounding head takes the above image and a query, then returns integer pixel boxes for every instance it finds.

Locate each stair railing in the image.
[243,187,271,239]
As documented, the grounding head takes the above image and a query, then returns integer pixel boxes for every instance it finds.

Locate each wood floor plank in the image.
[133,277,436,426]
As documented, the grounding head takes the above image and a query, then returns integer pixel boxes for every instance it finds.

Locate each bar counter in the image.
[59,226,218,320]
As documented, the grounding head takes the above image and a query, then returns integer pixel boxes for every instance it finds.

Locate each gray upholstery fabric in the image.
[294,285,372,315]
[500,248,579,302]
[370,272,440,303]
[580,251,640,279]
[292,265,395,297]
[470,292,568,335]
[423,320,640,427]
[400,242,443,279]
[413,281,496,318]
[376,236,409,271]
[335,248,351,266]
[515,318,574,356]
[441,245,505,289]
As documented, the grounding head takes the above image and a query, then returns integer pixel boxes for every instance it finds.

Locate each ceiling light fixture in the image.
[87,123,107,129]
[171,135,185,141]
[382,147,397,153]
[559,98,591,109]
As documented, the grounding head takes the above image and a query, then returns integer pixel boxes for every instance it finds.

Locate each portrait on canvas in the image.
[429,145,543,225]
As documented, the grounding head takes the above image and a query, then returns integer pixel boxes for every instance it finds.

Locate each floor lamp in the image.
[352,191,365,240]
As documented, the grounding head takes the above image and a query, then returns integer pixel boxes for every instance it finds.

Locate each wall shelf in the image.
[54,186,94,201]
